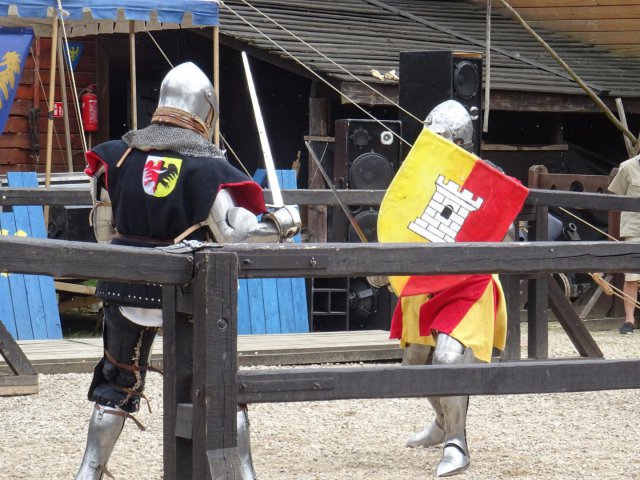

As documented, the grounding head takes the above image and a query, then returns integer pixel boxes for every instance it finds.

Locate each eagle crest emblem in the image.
[142,155,183,197]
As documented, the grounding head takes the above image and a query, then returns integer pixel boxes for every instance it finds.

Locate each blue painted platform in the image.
[236,169,309,334]
[0,172,62,340]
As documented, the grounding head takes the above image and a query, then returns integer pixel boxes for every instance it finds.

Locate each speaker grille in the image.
[347,209,379,242]
[348,152,394,190]
[454,60,480,100]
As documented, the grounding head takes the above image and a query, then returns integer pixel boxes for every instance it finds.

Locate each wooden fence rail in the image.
[1,237,639,478]
[3,186,640,211]
[2,182,640,478]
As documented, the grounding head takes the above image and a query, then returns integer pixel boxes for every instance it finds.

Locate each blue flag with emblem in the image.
[0,27,33,136]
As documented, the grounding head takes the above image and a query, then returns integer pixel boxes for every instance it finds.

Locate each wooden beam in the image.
[0,320,37,377]
[222,240,640,278]
[0,317,38,397]
[0,236,192,284]
[191,251,242,478]
[163,285,195,479]
[0,375,39,396]
[171,359,640,412]
[54,281,95,295]
[337,83,640,113]
[0,187,91,206]
[3,186,640,212]
[490,90,640,114]
[547,277,603,358]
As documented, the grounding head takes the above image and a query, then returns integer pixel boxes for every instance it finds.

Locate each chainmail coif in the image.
[122,124,225,159]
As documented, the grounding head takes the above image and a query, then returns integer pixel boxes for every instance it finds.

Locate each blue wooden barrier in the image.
[237,170,309,334]
[0,172,62,340]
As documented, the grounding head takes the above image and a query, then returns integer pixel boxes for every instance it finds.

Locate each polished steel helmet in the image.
[424,99,474,151]
[155,62,218,140]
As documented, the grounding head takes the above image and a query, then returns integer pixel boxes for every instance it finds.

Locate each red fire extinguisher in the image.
[81,84,98,132]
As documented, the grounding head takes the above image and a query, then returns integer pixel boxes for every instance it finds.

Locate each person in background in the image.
[76,62,300,480]
[608,153,640,334]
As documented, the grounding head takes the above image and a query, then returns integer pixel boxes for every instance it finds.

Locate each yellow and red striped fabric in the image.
[378,126,528,296]
[389,274,507,363]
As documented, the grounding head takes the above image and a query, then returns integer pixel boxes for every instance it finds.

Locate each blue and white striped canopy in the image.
[0,0,219,35]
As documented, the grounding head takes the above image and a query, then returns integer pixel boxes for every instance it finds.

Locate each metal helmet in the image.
[155,62,218,140]
[424,99,474,151]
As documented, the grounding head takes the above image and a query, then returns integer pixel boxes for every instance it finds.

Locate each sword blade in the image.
[242,51,284,208]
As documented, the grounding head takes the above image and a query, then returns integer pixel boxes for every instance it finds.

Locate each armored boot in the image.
[75,404,127,480]
[237,405,257,479]
[436,395,470,477]
[402,343,446,448]
[432,334,476,477]
[406,396,446,448]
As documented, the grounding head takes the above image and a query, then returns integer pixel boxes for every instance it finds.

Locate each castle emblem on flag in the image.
[408,175,484,243]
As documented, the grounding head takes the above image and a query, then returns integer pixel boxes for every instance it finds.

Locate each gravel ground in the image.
[1,324,639,480]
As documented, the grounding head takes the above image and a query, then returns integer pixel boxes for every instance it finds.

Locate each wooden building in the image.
[2,0,639,176]
[472,0,640,59]
[1,0,639,331]
[1,36,95,174]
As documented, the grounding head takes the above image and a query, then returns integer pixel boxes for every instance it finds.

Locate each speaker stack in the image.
[310,119,400,332]
[331,118,402,242]
[399,50,483,154]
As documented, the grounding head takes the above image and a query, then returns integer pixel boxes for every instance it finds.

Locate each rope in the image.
[56,1,88,154]
[553,272,571,299]
[221,2,415,151]
[143,29,254,177]
[235,0,425,128]
[496,0,638,147]
[557,207,618,242]
[219,134,252,178]
[555,207,640,306]
[591,272,640,309]
[146,31,174,68]
[29,47,66,161]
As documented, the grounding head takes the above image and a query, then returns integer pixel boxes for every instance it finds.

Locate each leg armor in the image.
[432,333,476,477]
[88,304,159,413]
[403,344,446,449]
[237,404,257,479]
[75,404,126,480]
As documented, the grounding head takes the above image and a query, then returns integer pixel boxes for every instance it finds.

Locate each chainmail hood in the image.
[122,124,224,159]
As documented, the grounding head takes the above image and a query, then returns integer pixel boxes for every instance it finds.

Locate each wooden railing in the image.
[2,186,640,478]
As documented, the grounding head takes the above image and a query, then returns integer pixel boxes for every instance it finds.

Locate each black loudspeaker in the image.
[309,119,401,332]
[399,50,483,154]
[331,118,402,243]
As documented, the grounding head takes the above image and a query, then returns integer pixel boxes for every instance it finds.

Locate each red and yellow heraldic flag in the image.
[378,127,529,296]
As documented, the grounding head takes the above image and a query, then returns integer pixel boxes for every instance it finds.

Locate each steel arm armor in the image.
[207,188,301,244]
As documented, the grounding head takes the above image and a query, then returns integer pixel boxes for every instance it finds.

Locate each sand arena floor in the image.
[0,324,638,479]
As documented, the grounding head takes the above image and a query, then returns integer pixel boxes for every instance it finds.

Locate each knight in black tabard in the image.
[75,62,300,480]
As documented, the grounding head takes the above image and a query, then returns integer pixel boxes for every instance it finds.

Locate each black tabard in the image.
[87,139,264,308]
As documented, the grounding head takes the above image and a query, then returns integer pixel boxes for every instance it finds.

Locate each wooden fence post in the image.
[528,205,549,358]
[191,249,241,479]
[163,283,195,479]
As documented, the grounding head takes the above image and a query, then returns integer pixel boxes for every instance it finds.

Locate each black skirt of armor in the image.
[88,304,159,413]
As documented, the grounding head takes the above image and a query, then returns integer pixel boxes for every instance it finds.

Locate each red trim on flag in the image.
[457,160,528,243]
[401,274,471,296]
[389,301,404,339]
[418,275,492,336]
[219,181,267,215]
